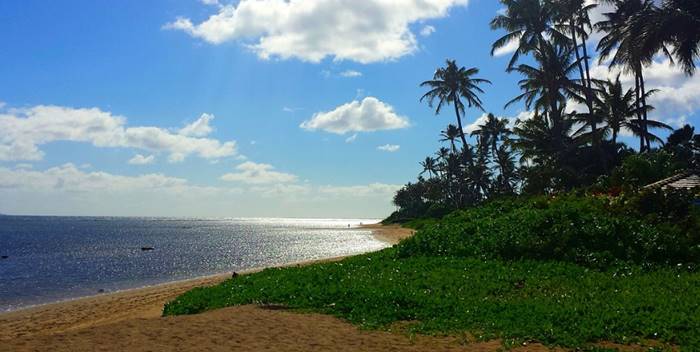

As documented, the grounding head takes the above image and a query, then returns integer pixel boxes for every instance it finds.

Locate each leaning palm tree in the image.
[440,124,462,153]
[420,60,492,151]
[491,0,568,69]
[595,75,672,145]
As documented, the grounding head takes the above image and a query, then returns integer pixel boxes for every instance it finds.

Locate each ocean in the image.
[0,216,386,312]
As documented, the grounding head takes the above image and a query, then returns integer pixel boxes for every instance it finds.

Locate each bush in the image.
[397,193,700,269]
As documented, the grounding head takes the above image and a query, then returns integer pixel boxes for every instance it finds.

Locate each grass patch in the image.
[163,249,699,349]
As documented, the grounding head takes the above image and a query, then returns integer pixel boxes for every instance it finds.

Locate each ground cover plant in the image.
[163,249,699,349]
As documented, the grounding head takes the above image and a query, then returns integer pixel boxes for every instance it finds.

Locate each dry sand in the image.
[0,224,556,352]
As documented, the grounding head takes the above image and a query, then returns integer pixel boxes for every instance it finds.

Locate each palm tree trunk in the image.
[634,72,645,152]
[612,129,618,145]
[453,100,470,157]
[579,22,593,88]
[577,20,597,138]
[571,21,595,134]
[638,68,651,150]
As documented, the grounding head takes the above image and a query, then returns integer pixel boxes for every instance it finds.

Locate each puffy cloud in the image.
[0,104,236,162]
[128,154,155,165]
[420,25,436,37]
[300,97,410,134]
[220,161,298,184]
[164,0,468,63]
[0,163,190,193]
[377,144,400,152]
[339,70,362,78]
[179,113,215,137]
[345,134,358,143]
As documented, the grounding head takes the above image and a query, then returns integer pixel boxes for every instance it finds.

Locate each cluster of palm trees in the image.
[391,0,699,216]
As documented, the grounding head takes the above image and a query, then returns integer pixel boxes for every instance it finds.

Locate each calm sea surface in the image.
[0,216,386,312]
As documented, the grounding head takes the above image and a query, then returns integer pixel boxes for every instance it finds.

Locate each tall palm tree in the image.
[596,0,663,151]
[491,0,568,69]
[440,124,462,153]
[595,75,672,145]
[420,60,492,150]
[552,0,597,129]
[506,42,583,141]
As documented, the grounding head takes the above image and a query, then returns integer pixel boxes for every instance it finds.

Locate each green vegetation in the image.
[164,248,700,349]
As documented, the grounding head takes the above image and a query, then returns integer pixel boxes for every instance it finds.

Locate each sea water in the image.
[0,216,386,311]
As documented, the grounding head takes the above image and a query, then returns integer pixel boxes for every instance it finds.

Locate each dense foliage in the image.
[389,0,700,222]
[398,192,700,269]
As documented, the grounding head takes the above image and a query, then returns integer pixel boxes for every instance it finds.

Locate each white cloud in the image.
[377,144,400,152]
[220,161,298,184]
[0,104,236,162]
[200,0,220,6]
[128,154,155,165]
[345,134,358,143]
[179,113,215,137]
[164,0,468,63]
[14,163,32,170]
[319,183,401,198]
[300,97,410,134]
[0,163,193,193]
[493,35,521,57]
[420,25,436,37]
[339,70,363,78]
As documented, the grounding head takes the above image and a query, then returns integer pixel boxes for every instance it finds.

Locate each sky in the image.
[0,0,698,218]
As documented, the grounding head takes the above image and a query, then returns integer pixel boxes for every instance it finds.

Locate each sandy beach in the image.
[0,224,516,352]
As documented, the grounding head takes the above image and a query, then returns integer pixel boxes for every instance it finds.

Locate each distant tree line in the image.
[390,0,700,221]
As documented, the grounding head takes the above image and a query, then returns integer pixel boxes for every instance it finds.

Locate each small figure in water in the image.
[348,224,350,228]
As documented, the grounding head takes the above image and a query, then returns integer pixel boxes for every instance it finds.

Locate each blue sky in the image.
[0,0,698,218]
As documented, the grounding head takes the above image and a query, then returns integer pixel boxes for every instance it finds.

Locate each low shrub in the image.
[397,193,700,269]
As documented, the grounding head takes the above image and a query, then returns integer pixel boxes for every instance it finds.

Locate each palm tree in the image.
[552,0,597,128]
[596,0,662,151]
[491,0,568,69]
[644,0,700,75]
[440,124,462,153]
[493,144,519,194]
[471,113,512,158]
[420,60,492,151]
[595,75,672,145]
[506,42,583,144]
[419,156,438,178]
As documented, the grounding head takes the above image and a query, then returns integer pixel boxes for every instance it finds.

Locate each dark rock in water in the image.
[98,289,105,293]
[141,247,155,251]
[0,255,8,259]
[231,271,239,279]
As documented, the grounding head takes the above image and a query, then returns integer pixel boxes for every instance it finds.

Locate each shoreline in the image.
[0,224,413,344]
[0,223,397,315]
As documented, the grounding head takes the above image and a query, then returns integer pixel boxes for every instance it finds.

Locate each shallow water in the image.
[0,216,386,311]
